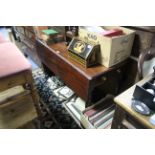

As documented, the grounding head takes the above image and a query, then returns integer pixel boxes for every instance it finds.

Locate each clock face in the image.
[73,41,86,53]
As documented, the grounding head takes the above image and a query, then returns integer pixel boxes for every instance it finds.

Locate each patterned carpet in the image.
[32,68,80,129]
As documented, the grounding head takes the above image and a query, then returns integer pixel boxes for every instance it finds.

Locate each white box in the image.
[78,26,135,67]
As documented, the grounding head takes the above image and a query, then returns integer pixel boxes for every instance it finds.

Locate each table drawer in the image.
[0,91,37,128]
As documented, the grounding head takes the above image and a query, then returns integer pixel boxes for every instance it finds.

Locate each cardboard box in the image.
[79,26,135,67]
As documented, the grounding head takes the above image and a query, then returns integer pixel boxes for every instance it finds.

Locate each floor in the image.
[27,56,39,70]
[0,27,10,40]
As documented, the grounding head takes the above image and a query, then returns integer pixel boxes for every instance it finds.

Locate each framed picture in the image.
[57,86,74,99]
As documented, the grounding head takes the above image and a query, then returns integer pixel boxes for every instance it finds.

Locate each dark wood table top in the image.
[37,40,126,80]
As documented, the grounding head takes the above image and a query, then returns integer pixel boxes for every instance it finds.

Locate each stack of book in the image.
[63,94,115,129]
[41,28,64,44]
[81,96,115,129]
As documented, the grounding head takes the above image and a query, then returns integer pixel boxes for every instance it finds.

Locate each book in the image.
[89,104,114,124]
[98,117,113,129]
[83,102,110,118]
[80,110,114,129]
[42,29,59,36]
[80,114,95,129]
[83,95,114,118]
[93,110,115,128]
[101,29,123,37]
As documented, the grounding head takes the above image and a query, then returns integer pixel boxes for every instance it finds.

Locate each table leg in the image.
[111,105,125,129]
[42,63,54,77]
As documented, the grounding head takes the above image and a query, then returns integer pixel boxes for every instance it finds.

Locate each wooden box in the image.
[68,37,100,68]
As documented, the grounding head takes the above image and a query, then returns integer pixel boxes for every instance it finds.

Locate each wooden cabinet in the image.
[13,26,66,67]
[0,87,37,128]
[13,26,43,66]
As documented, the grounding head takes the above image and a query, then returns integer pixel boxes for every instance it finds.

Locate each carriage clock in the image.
[67,37,100,68]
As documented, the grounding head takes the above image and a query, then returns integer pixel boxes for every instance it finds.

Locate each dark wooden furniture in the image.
[36,39,129,107]
[138,47,155,80]
[111,73,155,129]
[65,26,78,44]
[128,27,155,80]
[122,26,155,84]
[13,27,68,65]
[126,26,155,57]
[13,26,44,66]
